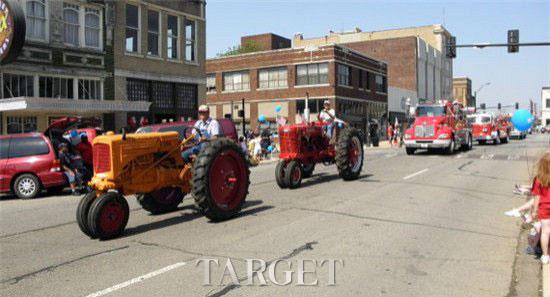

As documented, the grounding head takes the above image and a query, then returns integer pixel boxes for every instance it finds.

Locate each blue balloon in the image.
[338,122,344,128]
[267,145,273,152]
[258,114,266,123]
[275,105,282,113]
[70,130,78,138]
[511,109,533,132]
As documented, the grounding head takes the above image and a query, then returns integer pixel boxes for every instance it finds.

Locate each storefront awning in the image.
[0,97,151,113]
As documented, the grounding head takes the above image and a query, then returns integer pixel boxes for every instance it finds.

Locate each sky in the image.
[206,0,550,110]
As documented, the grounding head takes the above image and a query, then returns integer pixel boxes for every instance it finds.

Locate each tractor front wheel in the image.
[336,128,364,180]
[193,139,250,221]
[77,191,97,238]
[284,160,303,189]
[137,187,185,215]
[275,161,288,188]
[87,192,129,240]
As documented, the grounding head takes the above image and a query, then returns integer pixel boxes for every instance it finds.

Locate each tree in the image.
[217,41,262,57]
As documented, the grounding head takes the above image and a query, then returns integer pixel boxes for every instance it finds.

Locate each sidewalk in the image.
[544,264,549,297]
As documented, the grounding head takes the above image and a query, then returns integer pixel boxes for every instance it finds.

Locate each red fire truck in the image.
[404,100,473,155]
[467,113,510,144]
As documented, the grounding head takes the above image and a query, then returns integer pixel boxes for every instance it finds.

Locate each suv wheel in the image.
[13,174,41,199]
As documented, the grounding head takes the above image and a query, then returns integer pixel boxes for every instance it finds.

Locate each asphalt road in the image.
[1,134,548,297]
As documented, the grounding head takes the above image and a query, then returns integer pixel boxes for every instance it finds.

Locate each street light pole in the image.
[474,82,491,109]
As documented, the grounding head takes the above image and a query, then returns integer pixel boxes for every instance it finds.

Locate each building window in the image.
[375,75,387,93]
[167,15,179,59]
[125,4,140,53]
[25,0,47,41]
[359,70,370,90]
[185,19,196,62]
[259,67,288,89]
[78,79,101,100]
[337,64,351,86]
[151,81,174,108]
[127,79,149,101]
[7,117,37,134]
[206,74,216,93]
[296,99,323,114]
[39,76,74,99]
[84,8,101,48]
[2,74,34,98]
[147,10,160,56]
[223,71,249,92]
[296,63,328,86]
[546,98,550,108]
[63,3,80,46]
[175,84,197,116]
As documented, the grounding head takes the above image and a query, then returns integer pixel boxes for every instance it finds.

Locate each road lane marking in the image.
[85,262,186,297]
[403,168,429,180]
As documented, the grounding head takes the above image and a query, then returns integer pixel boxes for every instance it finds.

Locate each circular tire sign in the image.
[0,0,25,65]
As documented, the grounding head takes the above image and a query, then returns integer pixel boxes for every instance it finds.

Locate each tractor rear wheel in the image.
[77,191,97,238]
[275,161,288,188]
[336,128,364,181]
[284,160,302,189]
[193,139,250,221]
[302,163,315,178]
[87,192,129,240]
[137,187,185,215]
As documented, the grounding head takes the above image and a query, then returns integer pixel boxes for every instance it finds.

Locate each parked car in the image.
[0,133,65,199]
[135,119,239,142]
[0,117,101,199]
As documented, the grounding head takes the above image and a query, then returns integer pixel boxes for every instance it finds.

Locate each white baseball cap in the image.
[198,105,210,112]
[323,100,331,105]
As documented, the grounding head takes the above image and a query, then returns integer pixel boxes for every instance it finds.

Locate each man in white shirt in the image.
[182,105,220,162]
[317,100,344,141]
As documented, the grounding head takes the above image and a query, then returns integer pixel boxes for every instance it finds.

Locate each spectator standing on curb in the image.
[387,124,394,147]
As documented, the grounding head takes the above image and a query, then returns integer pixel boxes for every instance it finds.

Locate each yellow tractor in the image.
[76,129,250,240]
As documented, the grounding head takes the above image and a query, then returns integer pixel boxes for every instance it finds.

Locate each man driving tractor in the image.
[317,100,344,143]
[181,105,220,162]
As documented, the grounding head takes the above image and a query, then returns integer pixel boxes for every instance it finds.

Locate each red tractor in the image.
[275,122,364,189]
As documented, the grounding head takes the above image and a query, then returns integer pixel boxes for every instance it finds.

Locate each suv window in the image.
[0,139,9,159]
[158,126,188,140]
[9,137,50,158]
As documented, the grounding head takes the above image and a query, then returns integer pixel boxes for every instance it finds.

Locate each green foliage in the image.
[217,41,262,57]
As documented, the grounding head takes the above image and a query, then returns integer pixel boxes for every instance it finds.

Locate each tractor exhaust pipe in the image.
[304,92,310,124]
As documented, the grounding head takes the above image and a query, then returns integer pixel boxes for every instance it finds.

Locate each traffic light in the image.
[447,36,456,58]
[508,29,519,53]
[497,103,501,110]
[515,102,519,110]
[480,103,486,110]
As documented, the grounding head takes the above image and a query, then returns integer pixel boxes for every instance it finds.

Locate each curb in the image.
[544,264,549,297]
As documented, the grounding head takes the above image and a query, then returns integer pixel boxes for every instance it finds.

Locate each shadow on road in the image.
[120,200,271,239]
[299,173,373,188]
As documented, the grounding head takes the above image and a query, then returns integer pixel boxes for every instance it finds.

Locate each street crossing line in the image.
[403,168,429,180]
[85,262,186,297]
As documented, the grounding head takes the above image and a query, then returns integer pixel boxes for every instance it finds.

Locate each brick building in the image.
[0,0,148,134]
[453,77,474,107]
[206,36,388,135]
[111,0,206,131]
[293,25,453,123]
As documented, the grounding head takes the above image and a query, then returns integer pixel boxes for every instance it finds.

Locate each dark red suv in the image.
[0,117,101,199]
[0,133,65,199]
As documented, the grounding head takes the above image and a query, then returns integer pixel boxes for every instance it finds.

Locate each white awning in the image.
[0,97,151,113]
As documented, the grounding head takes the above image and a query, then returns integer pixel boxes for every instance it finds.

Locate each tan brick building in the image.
[293,25,453,123]
[452,77,474,107]
[206,35,388,135]
[111,0,206,131]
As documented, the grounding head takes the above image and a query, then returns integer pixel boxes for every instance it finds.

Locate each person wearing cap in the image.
[181,105,221,162]
[317,100,341,142]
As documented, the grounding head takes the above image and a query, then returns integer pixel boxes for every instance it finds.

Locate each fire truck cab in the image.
[404,100,472,155]
[467,113,510,144]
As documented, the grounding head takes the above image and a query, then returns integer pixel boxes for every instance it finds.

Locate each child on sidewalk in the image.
[505,152,550,264]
